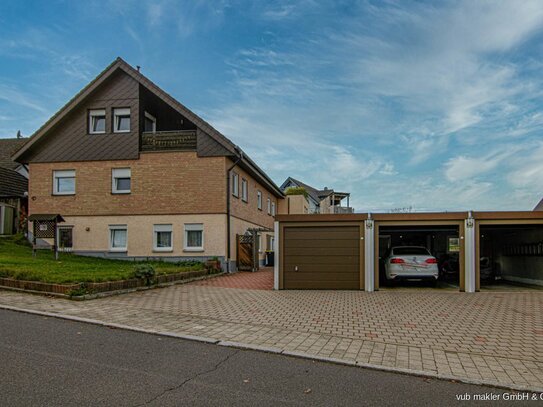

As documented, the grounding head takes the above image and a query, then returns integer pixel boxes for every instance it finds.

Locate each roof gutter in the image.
[226,147,243,273]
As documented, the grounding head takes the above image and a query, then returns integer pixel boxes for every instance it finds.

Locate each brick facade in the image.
[29,152,227,216]
[228,159,277,230]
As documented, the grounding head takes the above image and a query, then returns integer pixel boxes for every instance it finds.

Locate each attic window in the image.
[144,112,156,133]
[89,109,106,134]
[113,108,131,133]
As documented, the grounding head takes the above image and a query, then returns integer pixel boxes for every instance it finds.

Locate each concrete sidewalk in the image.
[0,278,541,392]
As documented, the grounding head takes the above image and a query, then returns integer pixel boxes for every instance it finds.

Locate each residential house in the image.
[0,137,28,234]
[279,177,353,214]
[12,58,283,270]
[534,198,543,211]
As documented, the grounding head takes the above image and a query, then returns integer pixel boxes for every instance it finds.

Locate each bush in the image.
[285,186,308,198]
[132,264,156,286]
[12,234,31,247]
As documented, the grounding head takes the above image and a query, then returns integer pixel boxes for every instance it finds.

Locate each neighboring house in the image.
[0,137,28,234]
[280,177,353,214]
[534,198,543,211]
[12,57,283,271]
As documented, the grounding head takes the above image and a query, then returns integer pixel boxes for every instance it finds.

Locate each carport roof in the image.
[276,211,543,222]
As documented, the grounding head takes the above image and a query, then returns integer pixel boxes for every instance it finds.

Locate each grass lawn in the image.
[0,236,205,284]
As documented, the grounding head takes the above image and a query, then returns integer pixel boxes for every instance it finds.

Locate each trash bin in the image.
[265,251,274,267]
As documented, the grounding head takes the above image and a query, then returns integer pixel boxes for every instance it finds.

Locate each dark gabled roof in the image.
[534,197,543,211]
[281,177,344,203]
[0,138,27,170]
[12,57,283,197]
[0,167,28,198]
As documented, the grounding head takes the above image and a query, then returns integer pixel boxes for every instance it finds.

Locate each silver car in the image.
[384,246,439,283]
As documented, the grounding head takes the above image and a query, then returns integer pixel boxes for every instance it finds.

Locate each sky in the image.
[1,0,543,212]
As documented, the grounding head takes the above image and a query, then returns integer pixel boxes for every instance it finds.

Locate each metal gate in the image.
[236,233,259,271]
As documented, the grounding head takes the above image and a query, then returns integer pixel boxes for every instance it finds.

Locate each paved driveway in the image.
[0,271,541,391]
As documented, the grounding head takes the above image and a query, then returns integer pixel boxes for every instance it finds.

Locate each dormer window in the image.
[113,108,131,133]
[89,109,106,134]
[144,112,156,133]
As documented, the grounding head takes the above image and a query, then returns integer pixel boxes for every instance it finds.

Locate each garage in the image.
[278,216,365,290]
[377,224,461,289]
[373,214,466,291]
[475,213,543,290]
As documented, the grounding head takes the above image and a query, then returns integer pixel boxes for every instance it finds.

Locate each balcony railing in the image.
[141,130,197,152]
[333,206,354,214]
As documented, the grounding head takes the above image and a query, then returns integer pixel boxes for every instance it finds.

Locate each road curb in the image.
[1,304,542,394]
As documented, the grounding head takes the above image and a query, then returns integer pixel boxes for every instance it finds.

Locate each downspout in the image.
[226,148,243,273]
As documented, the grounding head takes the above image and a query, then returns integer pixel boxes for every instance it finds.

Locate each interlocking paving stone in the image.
[0,272,542,391]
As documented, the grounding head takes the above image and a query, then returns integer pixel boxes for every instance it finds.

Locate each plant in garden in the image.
[132,264,156,286]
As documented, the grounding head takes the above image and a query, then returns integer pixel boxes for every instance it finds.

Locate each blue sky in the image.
[1,1,543,212]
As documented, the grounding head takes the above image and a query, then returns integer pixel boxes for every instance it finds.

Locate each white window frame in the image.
[53,170,76,195]
[267,198,271,215]
[271,202,276,216]
[109,225,127,252]
[113,107,131,133]
[153,224,173,252]
[144,111,157,133]
[257,191,262,210]
[232,172,239,197]
[112,168,131,194]
[184,223,204,251]
[241,178,248,202]
[57,226,74,252]
[89,109,106,134]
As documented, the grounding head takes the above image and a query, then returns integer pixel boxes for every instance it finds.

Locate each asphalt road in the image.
[0,308,537,406]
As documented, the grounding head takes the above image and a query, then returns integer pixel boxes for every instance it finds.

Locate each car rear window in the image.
[392,247,430,255]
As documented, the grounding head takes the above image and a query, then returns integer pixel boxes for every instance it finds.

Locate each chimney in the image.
[136,65,141,72]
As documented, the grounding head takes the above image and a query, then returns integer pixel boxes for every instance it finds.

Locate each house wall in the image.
[21,70,140,163]
[34,214,227,260]
[277,195,308,215]
[228,160,278,231]
[29,152,227,216]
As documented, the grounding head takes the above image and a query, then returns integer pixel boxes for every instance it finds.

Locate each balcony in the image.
[333,206,354,214]
[141,130,197,152]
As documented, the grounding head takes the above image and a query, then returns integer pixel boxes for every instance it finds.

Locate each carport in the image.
[474,212,543,290]
[372,213,466,291]
[274,211,543,292]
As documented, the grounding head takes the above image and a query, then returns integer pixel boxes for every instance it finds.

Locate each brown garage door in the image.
[283,226,360,289]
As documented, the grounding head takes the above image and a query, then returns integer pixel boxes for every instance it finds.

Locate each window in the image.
[58,226,73,252]
[267,198,271,215]
[53,170,75,195]
[232,172,239,197]
[89,109,106,134]
[113,108,131,133]
[144,112,156,133]
[154,224,173,251]
[112,168,131,194]
[257,191,262,210]
[109,225,127,252]
[184,223,203,251]
[241,178,248,202]
[271,202,276,216]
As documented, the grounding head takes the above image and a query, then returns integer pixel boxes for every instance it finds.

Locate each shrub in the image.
[12,234,31,247]
[285,186,308,198]
[132,264,156,286]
